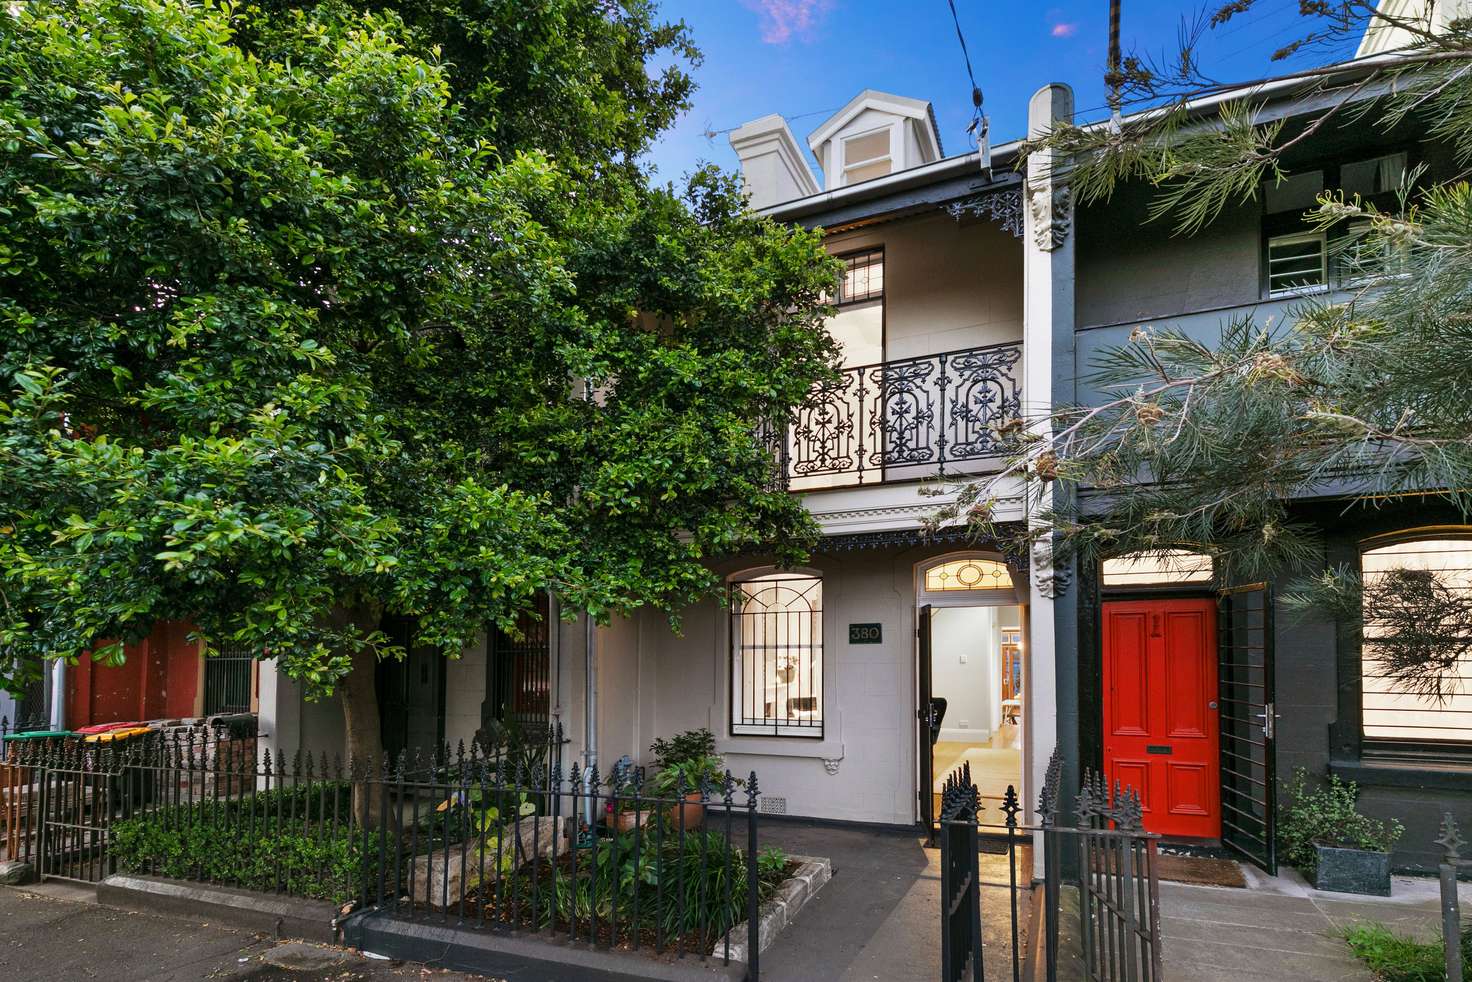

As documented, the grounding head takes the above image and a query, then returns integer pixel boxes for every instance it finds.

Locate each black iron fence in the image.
[939,753,1163,982]
[0,727,763,977]
[767,341,1023,489]
[1439,813,1469,982]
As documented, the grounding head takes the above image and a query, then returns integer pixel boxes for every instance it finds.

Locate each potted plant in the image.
[1277,769,1404,896]
[646,729,732,830]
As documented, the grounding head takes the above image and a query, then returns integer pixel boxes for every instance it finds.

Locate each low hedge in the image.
[110,783,366,904]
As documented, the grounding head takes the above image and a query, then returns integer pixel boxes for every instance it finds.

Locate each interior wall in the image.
[931,606,997,742]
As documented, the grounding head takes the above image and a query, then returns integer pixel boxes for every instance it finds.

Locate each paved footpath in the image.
[0,885,494,982]
[1159,867,1472,982]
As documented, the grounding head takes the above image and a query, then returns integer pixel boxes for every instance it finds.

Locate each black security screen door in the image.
[1217,584,1277,873]
[917,604,936,833]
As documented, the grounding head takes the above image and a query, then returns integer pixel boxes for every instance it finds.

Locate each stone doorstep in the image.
[96,874,340,945]
[710,854,833,963]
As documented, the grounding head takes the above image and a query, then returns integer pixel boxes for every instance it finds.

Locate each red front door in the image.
[1102,599,1220,839]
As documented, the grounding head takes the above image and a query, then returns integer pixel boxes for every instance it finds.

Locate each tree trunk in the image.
[334,603,384,828]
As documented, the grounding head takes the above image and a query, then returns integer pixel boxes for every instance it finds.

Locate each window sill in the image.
[716,737,843,761]
[1329,758,1472,791]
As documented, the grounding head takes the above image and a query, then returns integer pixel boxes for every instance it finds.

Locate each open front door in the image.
[1218,584,1277,872]
[917,604,936,831]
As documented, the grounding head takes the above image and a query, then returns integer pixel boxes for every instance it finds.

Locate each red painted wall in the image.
[67,620,201,727]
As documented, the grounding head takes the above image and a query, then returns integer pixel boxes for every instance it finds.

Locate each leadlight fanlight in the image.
[923,557,1013,593]
[1360,532,1472,752]
[730,572,823,738]
[1100,550,1214,588]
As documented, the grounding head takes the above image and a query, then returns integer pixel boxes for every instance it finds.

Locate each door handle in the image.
[1255,702,1280,740]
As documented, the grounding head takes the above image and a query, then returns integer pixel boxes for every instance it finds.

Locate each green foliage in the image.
[649,728,717,771]
[538,824,751,941]
[1344,922,1472,982]
[110,784,364,903]
[1276,770,1403,877]
[756,845,788,880]
[0,0,838,732]
[649,753,730,798]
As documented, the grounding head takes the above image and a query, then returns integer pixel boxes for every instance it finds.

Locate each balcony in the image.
[769,341,1023,490]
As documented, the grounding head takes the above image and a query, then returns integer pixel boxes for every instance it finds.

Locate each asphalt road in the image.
[0,886,493,982]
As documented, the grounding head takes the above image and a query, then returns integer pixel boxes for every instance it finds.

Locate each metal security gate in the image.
[36,747,119,883]
[1217,584,1276,873]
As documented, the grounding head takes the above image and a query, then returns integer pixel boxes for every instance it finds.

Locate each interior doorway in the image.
[916,553,1027,831]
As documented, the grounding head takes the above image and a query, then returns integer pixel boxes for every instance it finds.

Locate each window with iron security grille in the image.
[1360,533,1472,758]
[203,645,257,715]
[730,573,823,738]
[836,249,883,305]
[488,591,552,729]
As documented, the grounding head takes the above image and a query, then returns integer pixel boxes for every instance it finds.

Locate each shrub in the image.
[649,729,717,771]
[1277,769,1403,877]
[530,822,751,943]
[1344,923,1472,982]
[110,783,365,904]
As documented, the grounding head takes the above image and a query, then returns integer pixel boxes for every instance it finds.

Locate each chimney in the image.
[1358,0,1472,58]
[729,114,820,210]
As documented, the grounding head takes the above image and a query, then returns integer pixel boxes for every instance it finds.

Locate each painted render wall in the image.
[576,544,1032,828]
[823,210,1023,362]
[1074,181,1260,331]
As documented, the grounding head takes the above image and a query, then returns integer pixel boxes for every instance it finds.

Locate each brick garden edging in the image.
[710,854,832,963]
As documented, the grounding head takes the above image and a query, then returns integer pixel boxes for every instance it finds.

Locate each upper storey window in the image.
[837,249,884,305]
[1263,152,1409,299]
[841,128,892,185]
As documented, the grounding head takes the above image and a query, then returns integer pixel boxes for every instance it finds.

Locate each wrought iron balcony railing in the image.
[767,341,1023,489]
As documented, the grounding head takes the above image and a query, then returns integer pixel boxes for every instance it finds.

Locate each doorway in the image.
[925,604,1024,821]
[1101,598,1220,839]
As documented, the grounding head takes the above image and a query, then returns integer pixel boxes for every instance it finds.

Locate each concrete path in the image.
[1159,866,1472,982]
[0,884,493,981]
[758,820,1034,982]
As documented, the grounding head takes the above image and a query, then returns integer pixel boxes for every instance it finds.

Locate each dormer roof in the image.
[807,89,943,160]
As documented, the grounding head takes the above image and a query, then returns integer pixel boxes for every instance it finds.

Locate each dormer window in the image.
[841,127,892,185]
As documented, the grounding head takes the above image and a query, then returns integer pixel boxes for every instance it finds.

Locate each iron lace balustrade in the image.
[780,341,1022,489]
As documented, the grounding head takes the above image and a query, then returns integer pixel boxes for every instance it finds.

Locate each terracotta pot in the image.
[612,807,652,833]
[667,791,705,830]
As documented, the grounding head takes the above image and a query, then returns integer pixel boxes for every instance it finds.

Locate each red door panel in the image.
[1102,599,1220,839]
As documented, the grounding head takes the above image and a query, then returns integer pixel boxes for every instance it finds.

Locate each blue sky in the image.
[643,1,1362,184]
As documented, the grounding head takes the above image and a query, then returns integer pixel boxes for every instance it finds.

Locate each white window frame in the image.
[1358,531,1472,754]
[840,123,896,187]
[728,569,824,739]
[915,551,1018,608]
[1266,230,1329,298]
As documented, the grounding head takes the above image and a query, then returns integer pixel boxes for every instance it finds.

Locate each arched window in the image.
[1360,531,1472,751]
[1100,549,1214,588]
[730,572,823,738]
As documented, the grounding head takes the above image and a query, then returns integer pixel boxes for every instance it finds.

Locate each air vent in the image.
[758,796,787,816]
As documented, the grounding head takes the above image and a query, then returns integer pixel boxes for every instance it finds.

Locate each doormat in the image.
[1154,854,1247,888]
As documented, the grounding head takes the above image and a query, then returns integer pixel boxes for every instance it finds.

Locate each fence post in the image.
[747,771,760,982]
[1439,813,1464,982]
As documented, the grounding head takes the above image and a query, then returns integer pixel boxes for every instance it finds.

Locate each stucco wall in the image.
[824,211,1023,363]
[581,545,1033,827]
[1075,182,1260,330]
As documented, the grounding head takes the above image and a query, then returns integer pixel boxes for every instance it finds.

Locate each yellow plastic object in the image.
[82,726,153,744]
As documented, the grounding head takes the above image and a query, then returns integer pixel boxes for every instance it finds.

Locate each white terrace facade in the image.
[260,27,1472,871]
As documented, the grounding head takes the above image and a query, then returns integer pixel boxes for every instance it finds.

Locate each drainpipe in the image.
[49,660,66,730]
[582,610,598,827]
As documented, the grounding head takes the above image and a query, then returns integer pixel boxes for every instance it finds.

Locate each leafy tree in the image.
[0,0,839,781]
[931,1,1472,698]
